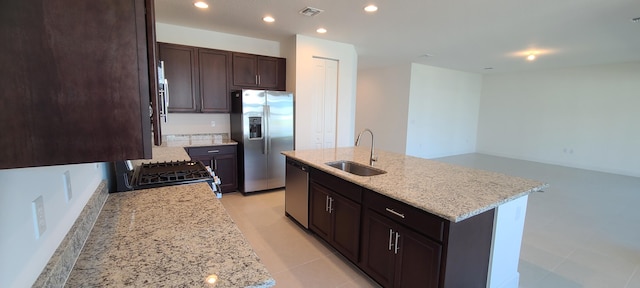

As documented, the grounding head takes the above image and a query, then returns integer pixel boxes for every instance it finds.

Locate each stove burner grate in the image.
[134,160,213,188]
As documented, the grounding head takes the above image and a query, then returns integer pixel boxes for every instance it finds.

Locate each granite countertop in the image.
[65,183,274,287]
[131,134,238,167]
[282,147,547,222]
[162,133,238,148]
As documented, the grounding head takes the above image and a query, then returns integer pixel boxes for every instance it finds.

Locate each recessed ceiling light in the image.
[364,5,378,12]
[316,28,327,34]
[263,16,275,23]
[194,1,208,9]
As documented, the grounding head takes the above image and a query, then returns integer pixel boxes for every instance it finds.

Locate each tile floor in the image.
[220,153,640,288]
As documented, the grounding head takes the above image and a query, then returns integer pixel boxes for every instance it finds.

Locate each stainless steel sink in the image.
[325,160,387,176]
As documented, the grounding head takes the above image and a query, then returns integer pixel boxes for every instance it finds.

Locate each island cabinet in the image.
[361,190,495,288]
[232,53,286,91]
[158,43,232,113]
[309,168,362,263]
[186,145,238,193]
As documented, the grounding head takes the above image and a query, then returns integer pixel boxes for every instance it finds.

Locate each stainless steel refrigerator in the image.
[230,89,294,193]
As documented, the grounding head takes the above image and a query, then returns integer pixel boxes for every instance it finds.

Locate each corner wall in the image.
[406,64,482,158]
[356,64,411,154]
[477,62,640,177]
[0,163,109,287]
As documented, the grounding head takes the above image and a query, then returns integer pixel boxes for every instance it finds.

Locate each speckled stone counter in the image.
[65,183,274,287]
[131,134,238,167]
[282,147,547,222]
[162,133,238,148]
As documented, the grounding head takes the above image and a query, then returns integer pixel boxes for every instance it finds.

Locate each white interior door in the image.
[311,57,338,149]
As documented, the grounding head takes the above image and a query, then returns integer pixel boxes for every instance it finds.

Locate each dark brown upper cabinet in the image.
[0,0,154,169]
[158,43,198,112]
[199,49,232,113]
[232,53,286,91]
[158,43,232,113]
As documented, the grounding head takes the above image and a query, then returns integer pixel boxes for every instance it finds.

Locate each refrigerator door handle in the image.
[263,105,268,155]
[265,104,271,155]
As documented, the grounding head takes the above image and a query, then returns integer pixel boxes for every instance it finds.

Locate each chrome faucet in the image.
[355,128,377,166]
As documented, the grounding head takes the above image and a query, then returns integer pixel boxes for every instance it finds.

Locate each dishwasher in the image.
[285,158,309,228]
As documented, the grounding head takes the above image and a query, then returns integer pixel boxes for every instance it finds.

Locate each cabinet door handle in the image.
[328,197,334,213]
[388,229,394,251]
[258,74,261,85]
[394,232,401,254]
[255,75,258,85]
[213,159,218,171]
[207,150,220,153]
[325,195,329,212]
[385,208,405,219]
[162,79,169,123]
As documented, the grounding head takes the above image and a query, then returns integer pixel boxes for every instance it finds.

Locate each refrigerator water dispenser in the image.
[249,117,262,139]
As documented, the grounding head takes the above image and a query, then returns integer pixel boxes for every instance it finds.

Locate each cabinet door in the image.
[199,49,231,113]
[331,192,361,262]
[395,225,442,288]
[232,53,257,87]
[309,183,332,240]
[213,153,238,193]
[0,0,152,169]
[158,43,198,112]
[256,56,278,88]
[360,210,396,288]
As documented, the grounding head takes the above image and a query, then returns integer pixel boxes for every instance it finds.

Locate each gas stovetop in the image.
[113,160,214,192]
[133,160,214,189]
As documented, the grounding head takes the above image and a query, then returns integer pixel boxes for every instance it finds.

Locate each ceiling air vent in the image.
[299,7,324,17]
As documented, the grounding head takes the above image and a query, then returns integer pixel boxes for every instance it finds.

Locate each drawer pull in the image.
[207,150,220,153]
[385,208,405,219]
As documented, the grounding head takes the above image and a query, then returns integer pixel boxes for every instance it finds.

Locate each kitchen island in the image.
[65,183,274,287]
[282,147,547,288]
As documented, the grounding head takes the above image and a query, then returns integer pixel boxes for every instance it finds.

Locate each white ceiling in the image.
[155,0,640,73]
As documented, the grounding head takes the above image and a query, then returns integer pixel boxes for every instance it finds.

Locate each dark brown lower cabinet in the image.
[360,190,494,288]
[186,145,238,193]
[309,181,361,263]
[361,208,442,288]
[303,162,495,288]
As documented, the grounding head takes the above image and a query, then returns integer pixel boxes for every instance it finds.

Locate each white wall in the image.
[293,35,358,150]
[356,64,412,154]
[0,163,109,287]
[477,62,640,177]
[405,64,483,158]
[155,23,283,136]
[156,22,281,56]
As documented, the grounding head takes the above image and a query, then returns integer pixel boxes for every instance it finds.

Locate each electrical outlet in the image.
[210,120,216,127]
[63,170,72,202]
[32,196,46,239]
